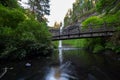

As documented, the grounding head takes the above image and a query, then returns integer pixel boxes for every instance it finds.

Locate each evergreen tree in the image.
[0,0,19,8]
[64,0,99,26]
[96,0,120,14]
[28,0,50,22]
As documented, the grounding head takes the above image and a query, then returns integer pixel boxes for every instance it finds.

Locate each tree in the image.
[65,0,99,25]
[0,0,52,60]
[64,9,73,26]
[96,0,120,14]
[28,0,50,22]
[0,5,25,28]
[0,0,19,8]
[53,22,62,29]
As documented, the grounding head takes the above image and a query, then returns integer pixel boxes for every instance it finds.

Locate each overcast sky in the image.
[20,0,75,26]
[46,0,75,26]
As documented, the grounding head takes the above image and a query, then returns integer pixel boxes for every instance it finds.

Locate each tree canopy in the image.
[96,0,120,14]
[0,0,52,60]
[28,0,50,22]
[0,0,19,8]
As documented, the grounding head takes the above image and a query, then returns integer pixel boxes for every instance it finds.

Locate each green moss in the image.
[82,16,104,29]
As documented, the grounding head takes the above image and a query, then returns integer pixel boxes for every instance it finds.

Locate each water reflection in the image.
[45,61,78,80]
[46,34,78,80]
[45,32,78,80]
[59,42,63,65]
[45,66,68,80]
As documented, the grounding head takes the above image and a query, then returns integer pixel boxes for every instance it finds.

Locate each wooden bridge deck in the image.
[49,23,117,41]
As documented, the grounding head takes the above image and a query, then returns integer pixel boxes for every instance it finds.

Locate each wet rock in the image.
[25,63,31,67]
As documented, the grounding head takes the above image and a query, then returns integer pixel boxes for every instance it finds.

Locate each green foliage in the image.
[103,11,120,23]
[82,11,120,28]
[62,39,87,48]
[0,27,14,36]
[0,2,52,60]
[0,0,19,8]
[62,38,105,53]
[82,16,104,28]
[105,41,120,53]
[93,44,104,53]
[114,46,120,53]
[55,39,85,48]
[84,38,104,49]
[78,8,96,18]
[0,20,52,59]
[52,41,59,48]
[96,0,120,14]
[0,5,25,28]
[81,11,120,53]
[28,0,50,21]
[64,0,98,26]
[16,19,51,43]
[74,39,86,48]
[63,0,120,54]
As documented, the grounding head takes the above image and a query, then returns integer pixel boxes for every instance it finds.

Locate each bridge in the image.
[49,23,118,41]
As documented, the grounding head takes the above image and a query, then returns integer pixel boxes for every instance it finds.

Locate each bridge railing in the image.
[49,28,60,36]
[49,22,117,37]
[81,22,116,32]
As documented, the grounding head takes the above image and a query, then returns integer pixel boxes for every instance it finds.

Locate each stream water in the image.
[0,47,120,80]
[45,38,120,80]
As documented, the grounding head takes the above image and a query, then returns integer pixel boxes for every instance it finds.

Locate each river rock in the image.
[25,63,31,67]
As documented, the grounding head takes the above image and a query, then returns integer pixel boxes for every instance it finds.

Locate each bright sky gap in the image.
[20,0,75,26]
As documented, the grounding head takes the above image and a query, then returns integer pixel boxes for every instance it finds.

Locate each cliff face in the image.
[77,12,97,23]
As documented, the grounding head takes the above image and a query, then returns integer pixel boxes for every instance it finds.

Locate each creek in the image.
[0,25,120,80]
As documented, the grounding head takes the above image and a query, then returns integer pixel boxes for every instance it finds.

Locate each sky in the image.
[46,0,75,26]
[20,0,75,26]
[19,0,29,8]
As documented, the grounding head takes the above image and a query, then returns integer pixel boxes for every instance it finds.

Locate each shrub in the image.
[16,19,51,43]
[93,44,104,53]
[105,41,120,53]
[82,16,104,29]
[103,11,120,23]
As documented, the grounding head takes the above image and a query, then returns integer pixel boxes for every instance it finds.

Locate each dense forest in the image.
[0,0,52,60]
[63,0,120,53]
